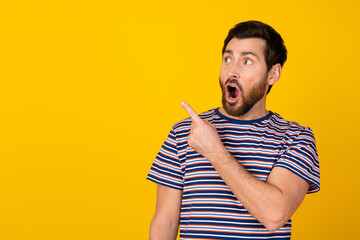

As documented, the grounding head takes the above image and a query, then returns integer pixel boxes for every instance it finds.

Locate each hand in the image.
[181,101,226,159]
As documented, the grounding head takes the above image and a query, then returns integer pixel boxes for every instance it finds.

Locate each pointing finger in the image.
[181,101,201,122]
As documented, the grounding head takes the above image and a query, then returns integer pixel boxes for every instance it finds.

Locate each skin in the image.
[149,38,310,239]
[220,38,270,119]
[149,184,182,240]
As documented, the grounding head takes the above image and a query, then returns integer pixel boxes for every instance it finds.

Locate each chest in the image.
[180,125,289,183]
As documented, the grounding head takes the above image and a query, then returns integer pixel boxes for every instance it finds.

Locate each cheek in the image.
[219,64,231,78]
[219,69,226,81]
[242,69,264,82]
[219,65,225,74]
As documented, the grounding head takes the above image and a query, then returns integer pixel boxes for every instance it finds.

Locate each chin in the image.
[223,103,249,117]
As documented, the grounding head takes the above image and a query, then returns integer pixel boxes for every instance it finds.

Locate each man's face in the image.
[219,38,269,117]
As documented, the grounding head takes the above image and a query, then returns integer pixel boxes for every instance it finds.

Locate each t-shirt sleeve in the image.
[147,128,184,190]
[274,127,320,193]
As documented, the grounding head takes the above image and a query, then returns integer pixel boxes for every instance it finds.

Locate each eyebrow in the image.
[224,50,259,59]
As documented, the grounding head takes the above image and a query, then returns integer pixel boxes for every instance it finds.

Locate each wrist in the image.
[207,145,232,163]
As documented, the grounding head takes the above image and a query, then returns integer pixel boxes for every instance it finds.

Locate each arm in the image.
[150,184,182,240]
[181,102,309,231]
[208,149,309,231]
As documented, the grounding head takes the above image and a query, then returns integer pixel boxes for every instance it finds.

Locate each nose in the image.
[227,63,240,79]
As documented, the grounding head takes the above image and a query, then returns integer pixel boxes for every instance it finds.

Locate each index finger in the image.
[181,101,201,121]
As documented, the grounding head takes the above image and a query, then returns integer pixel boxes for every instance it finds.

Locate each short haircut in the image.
[222,21,287,93]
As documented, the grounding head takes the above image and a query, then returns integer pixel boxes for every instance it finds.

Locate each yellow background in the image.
[0,0,359,239]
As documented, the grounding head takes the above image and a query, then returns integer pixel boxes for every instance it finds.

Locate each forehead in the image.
[225,38,266,59]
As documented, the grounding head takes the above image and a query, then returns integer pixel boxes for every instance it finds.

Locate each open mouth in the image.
[225,83,240,103]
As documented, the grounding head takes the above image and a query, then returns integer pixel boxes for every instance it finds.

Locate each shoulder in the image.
[270,113,312,132]
[270,113,316,144]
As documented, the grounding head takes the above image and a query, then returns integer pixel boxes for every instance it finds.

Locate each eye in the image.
[245,59,253,65]
[224,57,231,63]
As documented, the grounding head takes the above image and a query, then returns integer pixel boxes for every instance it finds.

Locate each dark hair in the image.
[222,21,287,93]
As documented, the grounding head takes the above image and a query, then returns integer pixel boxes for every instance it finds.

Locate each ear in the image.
[267,63,282,85]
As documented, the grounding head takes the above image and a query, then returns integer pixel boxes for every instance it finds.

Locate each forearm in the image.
[208,150,289,231]
[149,216,179,240]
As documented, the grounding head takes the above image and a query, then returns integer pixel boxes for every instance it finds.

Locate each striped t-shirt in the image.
[147,108,320,240]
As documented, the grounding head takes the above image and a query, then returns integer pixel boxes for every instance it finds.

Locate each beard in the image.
[220,76,267,117]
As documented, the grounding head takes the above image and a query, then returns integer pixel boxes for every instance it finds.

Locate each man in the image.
[147,21,320,240]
